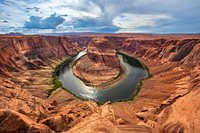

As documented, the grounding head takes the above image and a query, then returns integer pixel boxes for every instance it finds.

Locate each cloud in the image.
[113,14,171,28]
[0,0,200,33]
[73,17,120,32]
[24,13,65,29]
[3,20,9,23]
[113,13,174,33]
[25,7,40,12]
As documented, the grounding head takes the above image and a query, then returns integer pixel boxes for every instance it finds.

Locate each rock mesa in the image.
[72,38,123,87]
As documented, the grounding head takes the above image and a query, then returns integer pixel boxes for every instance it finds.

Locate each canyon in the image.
[0,34,200,132]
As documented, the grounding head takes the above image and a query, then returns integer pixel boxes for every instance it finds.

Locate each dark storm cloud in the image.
[24,13,65,29]
[74,17,120,32]
[3,20,9,23]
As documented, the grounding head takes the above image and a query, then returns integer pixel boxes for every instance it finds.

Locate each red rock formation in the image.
[155,88,200,133]
[0,109,52,133]
[119,37,200,132]
[70,35,92,47]
[104,36,127,49]
[72,38,123,87]
[146,39,200,62]
[0,34,200,132]
[122,38,165,57]
[0,79,49,122]
[0,36,82,77]
[87,38,120,68]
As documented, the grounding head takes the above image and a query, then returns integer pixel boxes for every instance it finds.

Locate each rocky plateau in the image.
[0,34,200,132]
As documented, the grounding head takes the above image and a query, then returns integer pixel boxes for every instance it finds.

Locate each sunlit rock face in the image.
[72,38,122,87]
[87,38,120,68]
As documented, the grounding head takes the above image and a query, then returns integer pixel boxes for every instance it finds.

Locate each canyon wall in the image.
[121,38,200,88]
[0,34,200,132]
[0,36,82,76]
[119,37,200,133]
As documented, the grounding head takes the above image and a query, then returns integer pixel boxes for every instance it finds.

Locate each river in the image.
[58,49,147,102]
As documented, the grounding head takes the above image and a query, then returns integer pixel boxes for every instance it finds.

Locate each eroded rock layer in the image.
[0,34,200,132]
[72,38,123,87]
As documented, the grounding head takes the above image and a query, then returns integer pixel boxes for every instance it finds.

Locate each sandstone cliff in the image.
[0,34,200,132]
[119,37,200,132]
[0,36,81,76]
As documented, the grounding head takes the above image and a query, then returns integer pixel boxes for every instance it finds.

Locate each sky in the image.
[0,0,200,34]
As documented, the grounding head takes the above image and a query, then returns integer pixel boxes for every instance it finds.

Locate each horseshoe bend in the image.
[0,34,200,132]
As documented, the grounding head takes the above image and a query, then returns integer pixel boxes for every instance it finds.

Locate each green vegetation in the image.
[141,61,153,79]
[116,51,153,102]
[117,81,143,102]
[117,51,143,68]
[48,54,77,96]
[48,63,63,96]
[96,102,105,106]
[48,52,88,97]
[48,78,63,96]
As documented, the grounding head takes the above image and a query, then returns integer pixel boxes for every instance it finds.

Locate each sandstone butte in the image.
[72,38,124,87]
[0,34,200,132]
